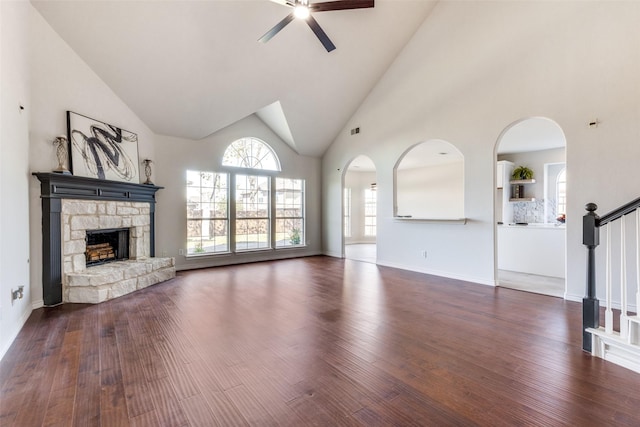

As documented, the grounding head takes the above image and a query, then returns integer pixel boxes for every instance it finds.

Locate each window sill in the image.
[185,251,232,259]
[185,245,308,258]
[393,217,467,225]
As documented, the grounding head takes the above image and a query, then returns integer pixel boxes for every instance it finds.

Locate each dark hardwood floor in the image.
[1,256,640,426]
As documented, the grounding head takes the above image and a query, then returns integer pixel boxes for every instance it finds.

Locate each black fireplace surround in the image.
[34,173,163,306]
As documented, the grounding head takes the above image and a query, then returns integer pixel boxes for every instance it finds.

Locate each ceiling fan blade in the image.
[310,0,374,13]
[306,15,336,52]
[269,0,295,7]
[259,12,295,43]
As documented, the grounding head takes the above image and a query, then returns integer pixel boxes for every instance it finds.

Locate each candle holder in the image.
[142,159,154,185]
[52,135,71,174]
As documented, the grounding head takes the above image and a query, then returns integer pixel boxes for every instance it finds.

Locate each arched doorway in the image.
[343,155,377,263]
[495,117,567,297]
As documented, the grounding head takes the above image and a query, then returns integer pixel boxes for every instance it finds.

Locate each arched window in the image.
[187,137,304,256]
[222,137,281,171]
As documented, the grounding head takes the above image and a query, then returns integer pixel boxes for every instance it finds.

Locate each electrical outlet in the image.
[421,250,427,259]
[11,286,24,305]
[178,249,185,255]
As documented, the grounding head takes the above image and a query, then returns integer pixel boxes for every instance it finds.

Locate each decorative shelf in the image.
[393,217,467,225]
[509,198,536,202]
[509,179,536,185]
[33,172,163,202]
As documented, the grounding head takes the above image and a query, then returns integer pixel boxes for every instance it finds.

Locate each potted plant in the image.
[289,228,301,245]
[511,165,534,180]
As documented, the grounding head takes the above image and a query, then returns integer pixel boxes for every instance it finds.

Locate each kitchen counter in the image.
[500,223,565,229]
[497,223,565,278]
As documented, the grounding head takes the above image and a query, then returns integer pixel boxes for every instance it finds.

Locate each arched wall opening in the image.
[342,155,377,263]
[494,117,567,297]
[394,140,464,219]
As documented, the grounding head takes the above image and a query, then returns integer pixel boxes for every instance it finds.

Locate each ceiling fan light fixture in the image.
[261,0,374,52]
[294,5,310,19]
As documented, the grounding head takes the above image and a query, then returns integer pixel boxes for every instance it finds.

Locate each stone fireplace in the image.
[34,173,175,305]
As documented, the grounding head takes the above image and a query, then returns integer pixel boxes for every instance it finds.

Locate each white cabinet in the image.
[497,160,514,189]
[498,225,565,278]
[496,161,514,223]
[497,162,504,188]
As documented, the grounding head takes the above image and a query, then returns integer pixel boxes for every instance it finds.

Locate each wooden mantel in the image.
[33,173,164,306]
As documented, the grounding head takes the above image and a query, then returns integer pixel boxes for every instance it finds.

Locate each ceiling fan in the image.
[259,0,375,52]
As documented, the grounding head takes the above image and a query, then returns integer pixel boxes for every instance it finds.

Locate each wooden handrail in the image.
[598,195,640,226]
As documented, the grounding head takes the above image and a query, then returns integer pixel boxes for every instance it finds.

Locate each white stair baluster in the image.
[636,210,640,316]
[621,216,629,340]
[606,223,613,334]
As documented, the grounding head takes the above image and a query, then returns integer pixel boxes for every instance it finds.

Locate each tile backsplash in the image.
[512,198,558,223]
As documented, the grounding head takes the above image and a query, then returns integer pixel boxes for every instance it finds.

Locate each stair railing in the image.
[583,197,640,352]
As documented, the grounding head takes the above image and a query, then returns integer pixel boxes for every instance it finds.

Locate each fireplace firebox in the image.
[86,228,130,266]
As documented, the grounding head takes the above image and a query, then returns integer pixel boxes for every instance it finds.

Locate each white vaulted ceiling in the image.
[31,0,437,156]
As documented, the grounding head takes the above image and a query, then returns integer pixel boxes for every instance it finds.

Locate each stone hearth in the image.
[66,258,175,303]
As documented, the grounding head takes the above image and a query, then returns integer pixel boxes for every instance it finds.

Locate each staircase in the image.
[583,199,640,373]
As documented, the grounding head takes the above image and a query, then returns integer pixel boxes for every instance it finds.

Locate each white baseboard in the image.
[564,292,583,303]
[32,299,44,309]
[565,292,638,313]
[323,250,342,258]
[175,250,324,272]
[376,259,495,287]
[0,306,32,362]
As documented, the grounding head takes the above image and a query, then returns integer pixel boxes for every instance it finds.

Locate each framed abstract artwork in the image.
[67,111,140,183]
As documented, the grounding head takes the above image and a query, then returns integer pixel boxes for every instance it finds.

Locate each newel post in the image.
[583,203,600,352]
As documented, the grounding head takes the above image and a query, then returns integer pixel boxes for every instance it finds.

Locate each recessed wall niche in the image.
[394,140,464,219]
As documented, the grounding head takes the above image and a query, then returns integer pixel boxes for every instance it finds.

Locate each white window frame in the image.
[344,188,352,238]
[186,170,230,256]
[186,139,306,256]
[275,178,305,248]
[556,168,566,216]
[364,188,377,237]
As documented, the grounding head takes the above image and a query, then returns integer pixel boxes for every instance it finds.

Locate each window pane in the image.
[556,169,566,216]
[364,188,377,237]
[236,219,269,250]
[186,170,229,254]
[186,170,201,187]
[236,174,270,250]
[276,178,305,248]
[187,219,228,254]
[222,138,281,171]
[276,218,303,247]
[344,188,351,238]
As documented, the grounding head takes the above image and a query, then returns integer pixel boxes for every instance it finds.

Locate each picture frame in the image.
[67,111,140,183]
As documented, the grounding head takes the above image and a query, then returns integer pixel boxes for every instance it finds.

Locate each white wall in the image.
[28,5,157,308]
[396,162,464,219]
[344,170,376,244]
[0,0,32,360]
[322,0,640,298]
[154,114,322,271]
